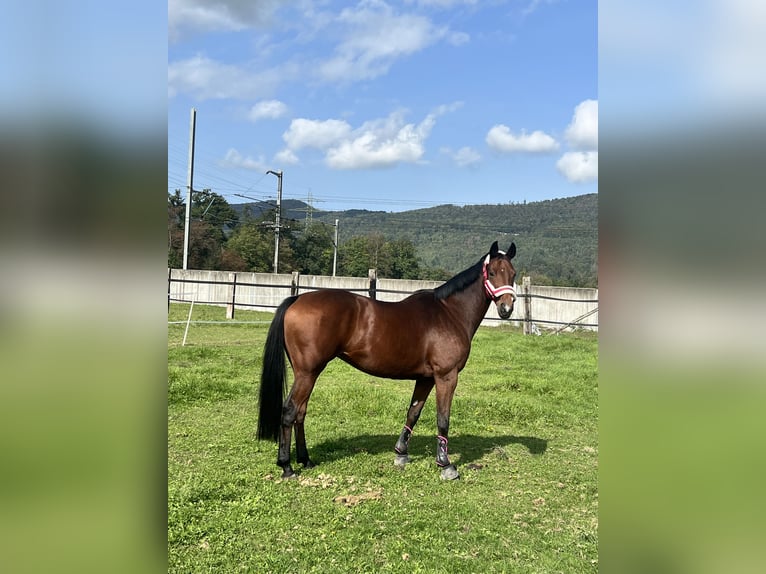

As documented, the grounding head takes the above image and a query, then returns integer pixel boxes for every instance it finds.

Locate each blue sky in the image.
[168,0,597,212]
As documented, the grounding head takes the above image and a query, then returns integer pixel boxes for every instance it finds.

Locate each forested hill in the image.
[231,193,597,287]
[320,193,597,287]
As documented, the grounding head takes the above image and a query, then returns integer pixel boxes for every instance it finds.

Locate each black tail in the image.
[257,296,299,441]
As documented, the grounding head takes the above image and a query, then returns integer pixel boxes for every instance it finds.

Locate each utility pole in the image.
[332,218,339,277]
[266,170,283,273]
[182,108,196,270]
[305,189,313,225]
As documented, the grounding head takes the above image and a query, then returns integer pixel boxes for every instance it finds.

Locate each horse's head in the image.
[483,241,517,319]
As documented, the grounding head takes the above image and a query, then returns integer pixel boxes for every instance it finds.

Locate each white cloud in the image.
[317,1,451,83]
[484,103,597,183]
[169,0,279,41]
[433,101,464,115]
[556,99,598,183]
[442,146,481,167]
[412,0,478,7]
[447,31,471,46]
[168,55,279,100]
[280,106,457,170]
[273,148,299,166]
[556,151,598,183]
[169,3,469,99]
[565,99,598,149]
[219,148,268,171]
[453,146,481,167]
[248,100,288,122]
[486,125,560,153]
[523,0,561,17]
[282,118,353,150]
[325,110,437,169]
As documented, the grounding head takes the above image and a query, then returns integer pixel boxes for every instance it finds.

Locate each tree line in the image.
[168,190,442,280]
[313,194,598,287]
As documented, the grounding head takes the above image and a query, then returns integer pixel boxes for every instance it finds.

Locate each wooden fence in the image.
[168,268,598,333]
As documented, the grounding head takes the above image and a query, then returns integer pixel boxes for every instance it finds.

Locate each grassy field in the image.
[168,303,598,573]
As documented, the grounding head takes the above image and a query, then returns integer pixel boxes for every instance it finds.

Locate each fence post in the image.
[291,271,300,297]
[368,268,377,300]
[226,272,237,319]
[522,276,532,335]
[167,267,172,313]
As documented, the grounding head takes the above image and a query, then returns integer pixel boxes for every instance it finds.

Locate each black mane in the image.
[434,256,485,300]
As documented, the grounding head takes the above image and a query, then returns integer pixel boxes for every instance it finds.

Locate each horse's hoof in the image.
[394,454,409,467]
[280,468,297,480]
[301,460,316,469]
[440,465,460,481]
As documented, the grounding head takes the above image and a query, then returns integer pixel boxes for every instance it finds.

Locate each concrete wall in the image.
[299,274,369,294]
[234,272,294,310]
[168,269,598,332]
[376,278,441,302]
[526,285,599,331]
[169,269,235,306]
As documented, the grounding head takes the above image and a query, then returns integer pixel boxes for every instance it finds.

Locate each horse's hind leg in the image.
[277,417,295,479]
[294,402,315,469]
[394,377,435,466]
[277,371,319,478]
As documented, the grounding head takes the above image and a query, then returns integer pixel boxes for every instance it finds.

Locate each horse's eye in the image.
[489,271,495,277]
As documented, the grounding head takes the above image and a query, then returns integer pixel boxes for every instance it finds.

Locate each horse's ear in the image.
[489,241,499,257]
[507,242,516,259]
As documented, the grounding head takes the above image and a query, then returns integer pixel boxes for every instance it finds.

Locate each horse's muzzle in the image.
[497,299,514,320]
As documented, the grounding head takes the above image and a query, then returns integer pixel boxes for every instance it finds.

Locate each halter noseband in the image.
[482,253,517,302]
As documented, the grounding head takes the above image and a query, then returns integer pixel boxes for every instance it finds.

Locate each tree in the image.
[168,188,184,210]
[219,248,249,271]
[339,236,372,277]
[226,221,274,272]
[339,234,420,279]
[419,266,452,282]
[293,222,334,275]
[386,238,420,279]
[186,221,224,269]
[223,207,297,273]
[192,189,239,239]
[168,189,239,270]
[168,190,185,268]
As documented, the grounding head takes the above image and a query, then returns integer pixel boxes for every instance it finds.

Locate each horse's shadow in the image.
[308,433,547,468]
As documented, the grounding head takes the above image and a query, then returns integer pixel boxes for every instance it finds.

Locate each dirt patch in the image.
[332,490,383,507]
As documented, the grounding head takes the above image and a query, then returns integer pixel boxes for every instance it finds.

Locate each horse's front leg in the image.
[434,371,460,480]
[394,377,435,466]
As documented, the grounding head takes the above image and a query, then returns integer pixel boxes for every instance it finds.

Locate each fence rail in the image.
[168,268,598,333]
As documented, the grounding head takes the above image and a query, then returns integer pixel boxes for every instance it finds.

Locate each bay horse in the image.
[257,241,517,480]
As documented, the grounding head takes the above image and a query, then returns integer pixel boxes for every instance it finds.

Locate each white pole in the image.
[332,218,339,277]
[182,108,196,270]
[267,170,283,273]
[182,299,195,347]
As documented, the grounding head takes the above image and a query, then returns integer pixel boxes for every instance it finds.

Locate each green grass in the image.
[168,303,598,573]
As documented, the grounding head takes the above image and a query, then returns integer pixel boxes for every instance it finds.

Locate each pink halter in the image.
[482,253,517,301]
